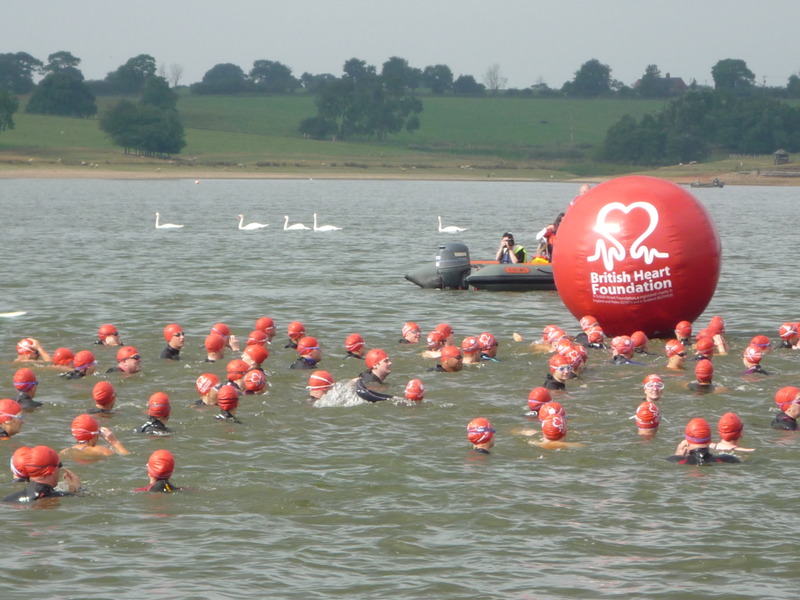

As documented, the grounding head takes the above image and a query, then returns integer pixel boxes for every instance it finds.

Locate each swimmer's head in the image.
[345,334,365,354]
[743,344,763,365]
[435,323,453,340]
[750,334,771,351]
[287,321,305,341]
[695,337,715,358]
[147,449,174,480]
[774,386,800,412]
[579,315,598,332]
[718,412,743,442]
[0,398,23,424]
[779,322,798,342]
[538,401,565,422]
[426,330,446,350]
[694,359,714,383]
[242,344,269,366]
[684,418,711,445]
[555,338,574,357]
[71,414,100,442]
[296,336,321,358]
[365,349,389,370]
[247,330,268,347]
[116,346,139,363]
[163,323,184,343]
[205,333,226,353]
[210,322,230,339]
[402,322,420,342]
[26,445,60,479]
[73,350,98,372]
[674,320,692,339]
[631,331,648,350]
[611,335,634,357]
[548,354,571,381]
[546,328,566,345]
[226,359,250,381]
[308,370,334,391]
[461,336,480,355]
[10,446,30,481]
[467,417,495,446]
[439,345,463,371]
[587,326,605,345]
[709,315,725,333]
[478,332,498,357]
[97,324,119,341]
[635,401,660,430]
[52,347,74,366]
[92,381,116,407]
[404,379,424,401]
[642,374,664,399]
[255,317,276,336]
[196,373,220,396]
[527,387,552,412]
[12,368,37,392]
[541,414,566,441]
[217,384,240,411]
[244,369,267,394]
[665,339,686,358]
[147,392,171,419]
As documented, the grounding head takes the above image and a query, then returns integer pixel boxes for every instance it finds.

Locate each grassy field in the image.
[0,93,791,182]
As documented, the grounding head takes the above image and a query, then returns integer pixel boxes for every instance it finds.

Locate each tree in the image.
[565,59,613,97]
[141,76,177,110]
[637,64,668,98]
[381,57,414,95]
[711,59,755,90]
[483,64,507,93]
[100,97,185,156]
[105,54,157,94]
[190,63,250,94]
[0,52,42,94]
[168,64,184,88]
[26,70,97,117]
[43,51,81,75]
[300,72,337,93]
[0,88,19,133]
[249,60,299,93]
[421,64,453,95]
[452,75,485,95]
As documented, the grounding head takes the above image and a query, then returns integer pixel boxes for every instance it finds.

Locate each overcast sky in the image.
[5,1,799,89]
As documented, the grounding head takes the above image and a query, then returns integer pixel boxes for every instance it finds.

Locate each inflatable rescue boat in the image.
[405,243,556,292]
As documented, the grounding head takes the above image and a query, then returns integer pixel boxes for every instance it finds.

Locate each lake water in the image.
[0,178,798,599]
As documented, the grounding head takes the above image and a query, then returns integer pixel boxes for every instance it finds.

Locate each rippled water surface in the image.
[1,178,799,599]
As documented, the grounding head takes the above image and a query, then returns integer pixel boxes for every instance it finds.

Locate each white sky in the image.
[4,0,799,89]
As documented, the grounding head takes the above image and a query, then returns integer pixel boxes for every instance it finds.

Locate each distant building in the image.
[774,149,790,165]
[633,73,688,96]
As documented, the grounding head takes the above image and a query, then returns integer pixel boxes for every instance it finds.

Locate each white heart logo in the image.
[587,201,669,270]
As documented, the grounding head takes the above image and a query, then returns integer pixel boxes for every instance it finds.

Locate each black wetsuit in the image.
[290,357,318,370]
[0,430,10,439]
[355,376,392,403]
[3,481,73,503]
[136,418,172,435]
[688,382,715,394]
[399,339,413,344]
[480,353,499,362]
[542,374,566,391]
[61,369,87,379]
[159,346,181,360]
[106,366,123,374]
[666,448,742,465]
[771,412,798,430]
[345,352,364,360]
[427,364,447,372]
[743,365,770,375]
[285,342,298,349]
[359,371,382,384]
[780,340,796,349]
[472,448,491,455]
[138,479,177,493]
[215,410,242,424]
[87,407,113,415]
[610,355,644,365]
[16,392,42,410]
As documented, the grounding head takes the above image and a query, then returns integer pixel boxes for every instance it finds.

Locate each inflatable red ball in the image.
[553,176,720,337]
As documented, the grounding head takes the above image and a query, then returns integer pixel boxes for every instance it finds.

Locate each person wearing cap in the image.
[399,322,421,345]
[308,370,335,401]
[12,368,43,410]
[355,349,394,402]
[344,334,366,359]
[194,373,221,406]
[687,360,717,394]
[88,381,117,414]
[60,349,98,380]
[529,414,585,449]
[290,336,323,370]
[247,330,268,347]
[255,317,277,343]
[434,323,455,346]
[610,335,644,365]
[211,322,240,352]
[135,392,172,435]
[3,445,81,503]
[694,336,715,362]
[107,346,142,375]
[215,384,242,423]
[204,333,227,363]
[61,414,130,460]
[285,321,306,349]
[428,345,463,373]
[674,320,693,346]
[495,232,527,264]
[51,347,75,370]
[96,324,122,347]
[467,417,495,454]
[778,322,800,349]
[543,354,571,391]
[460,336,481,364]
[711,412,754,454]
[634,401,660,438]
[584,326,607,350]
[242,344,269,370]
[404,379,424,402]
[771,386,800,430]
[136,450,178,493]
[666,418,742,465]
[226,359,250,390]
[15,338,52,363]
[631,331,651,355]
[524,387,552,418]
[0,399,25,439]
[421,330,446,359]
[742,344,769,376]
[160,323,185,360]
[478,332,500,362]
[665,340,686,371]
[10,446,30,482]
[243,369,267,395]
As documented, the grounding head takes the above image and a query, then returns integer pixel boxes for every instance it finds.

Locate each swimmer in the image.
[10,446,30,482]
[204,333,226,362]
[2,445,81,502]
[226,359,250,390]
[215,384,242,423]
[642,374,664,402]
[51,347,74,370]
[61,414,130,459]
[194,373,220,406]
[242,344,269,370]
[247,330,268,347]
[666,418,742,465]
[211,322,239,352]
[135,392,172,435]
[771,386,800,430]
[399,322,421,345]
[286,321,306,349]
[687,360,717,394]
[160,323,185,360]
[665,340,686,371]
[88,381,116,414]
[421,330,446,359]
[778,322,800,349]
[524,387,552,418]
[254,317,277,343]
[13,368,43,410]
[523,324,559,352]
[711,412,754,453]
[428,345,463,372]
[694,336,715,361]
[467,417,495,454]
[530,414,584,449]
[674,320,693,346]
[585,326,607,350]
[0,399,25,439]
[461,336,481,364]
[243,369,267,395]
[610,336,643,365]
[434,323,455,345]
[478,332,499,361]
[631,331,651,355]
[742,344,769,375]
[96,324,122,346]
[344,333,366,359]
[355,349,394,402]
[307,370,335,401]
[290,336,323,370]
[634,401,660,438]
[61,350,98,379]
[404,379,424,402]
[750,334,771,355]
[543,354,571,390]
[15,338,52,363]
[107,346,142,375]
[136,449,178,493]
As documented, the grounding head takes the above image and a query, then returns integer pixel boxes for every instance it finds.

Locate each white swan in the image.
[313,213,342,232]
[437,216,466,233]
[237,214,269,230]
[283,215,310,230]
[155,212,184,229]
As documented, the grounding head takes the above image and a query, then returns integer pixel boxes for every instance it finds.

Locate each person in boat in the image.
[3,445,81,503]
[467,418,495,454]
[136,450,179,493]
[495,232,527,264]
[160,323,185,360]
[771,386,800,430]
[666,418,742,465]
[13,368,43,410]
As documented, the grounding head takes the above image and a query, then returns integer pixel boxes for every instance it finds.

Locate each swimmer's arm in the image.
[227,334,241,352]
[675,440,690,455]
[101,427,130,455]
[61,467,82,494]
[508,427,538,437]
[31,338,52,362]
[354,378,393,402]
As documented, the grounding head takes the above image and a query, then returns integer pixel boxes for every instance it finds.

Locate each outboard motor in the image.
[405,243,471,289]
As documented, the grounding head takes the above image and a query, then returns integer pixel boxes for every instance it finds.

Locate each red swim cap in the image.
[244,369,267,393]
[196,373,220,396]
[546,328,566,345]
[211,323,230,338]
[549,354,570,374]
[243,344,269,365]
[774,386,800,411]
[402,322,420,337]
[308,370,335,391]
[255,317,275,334]
[461,336,480,354]
[296,336,320,357]
[587,326,605,345]
[611,335,634,355]
[217,384,240,411]
[750,334,771,350]
[779,322,798,341]
[74,350,97,370]
[10,446,30,480]
[743,344,763,365]
[467,417,495,445]
[426,330,446,349]
[226,359,250,379]
[163,323,183,342]
[404,379,424,401]
[435,323,453,338]
[643,374,664,390]
[247,330,268,346]
[695,337,715,357]
[148,392,171,418]
[478,333,498,351]
[635,401,661,429]
[365,349,388,370]
[92,381,116,407]
[538,401,565,422]
[98,324,118,339]
[205,333,226,353]
[12,368,37,392]
[287,321,305,340]
[665,340,685,357]
[52,347,74,366]
[695,359,714,383]
[345,334,365,353]
[16,338,36,356]
[718,412,743,441]
[631,331,648,349]
[0,398,22,423]
[71,414,100,442]
[26,445,60,479]
[541,414,567,441]
[579,315,598,331]
[527,387,552,411]
[709,315,725,333]
[675,320,692,338]
[147,449,174,480]
[440,345,462,361]
[116,346,139,362]
[555,338,574,357]
[684,418,711,444]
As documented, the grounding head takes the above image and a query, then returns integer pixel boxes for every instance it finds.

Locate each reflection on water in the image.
[1,179,799,599]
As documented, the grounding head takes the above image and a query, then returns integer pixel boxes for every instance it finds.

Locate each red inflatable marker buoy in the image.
[553,176,720,337]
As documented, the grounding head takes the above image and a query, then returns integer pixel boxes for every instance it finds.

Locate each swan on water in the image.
[313,213,342,232]
[155,212,184,229]
[283,216,311,230]
[237,214,269,230]
[437,216,466,233]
